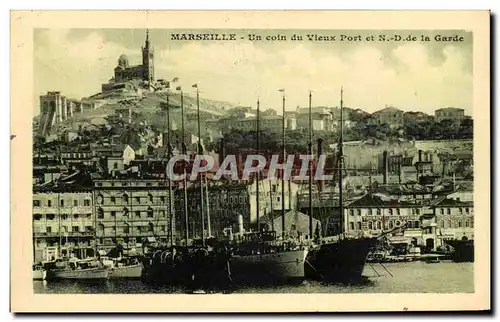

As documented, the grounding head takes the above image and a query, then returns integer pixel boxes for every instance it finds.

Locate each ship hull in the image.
[229,249,308,285]
[109,264,143,279]
[305,237,378,283]
[50,267,109,280]
[444,239,474,262]
[32,269,47,280]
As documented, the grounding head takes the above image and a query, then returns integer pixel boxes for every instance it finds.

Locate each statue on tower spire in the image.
[145,29,150,48]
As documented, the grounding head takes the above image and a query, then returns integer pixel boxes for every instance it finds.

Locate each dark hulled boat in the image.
[305,237,378,282]
[444,238,474,262]
[304,87,378,283]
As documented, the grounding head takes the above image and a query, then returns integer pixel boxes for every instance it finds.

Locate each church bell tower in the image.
[142,29,155,83]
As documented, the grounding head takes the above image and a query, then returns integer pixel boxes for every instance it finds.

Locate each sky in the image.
[34,29,473,116]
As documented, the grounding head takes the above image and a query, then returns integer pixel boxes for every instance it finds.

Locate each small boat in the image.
[102,256,143,279]
[49,258,109,280]
[32,264,47,280]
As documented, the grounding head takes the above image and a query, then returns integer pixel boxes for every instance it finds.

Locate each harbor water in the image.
[34,261,473,294]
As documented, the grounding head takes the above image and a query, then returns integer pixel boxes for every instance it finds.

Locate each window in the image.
[135,197,140,203]
[470,220,474,228]
[73,200,78,207]
[416,208,420,215]
[60,199,64,207]
[72,226,79,232]
[33,200,40,207]
[160,210,165,217]
[148,194,153,203]
[357,222,362,230]
[447,208,451,215]
[97,207,104,219]
[388,209,393,216]
[46,227,52,233]
[111,211,116,217]
[61,214,67,220]
[122,194,129,204]
[368,221,373,230]
[459,208,463,214]
[349,222,354,230]
[160,225,166,232]
[160,196,165,204]
[124,225,130,234]
[388,221,393,229]
[86,226,93,232]
[408,221,413,228]
[440,220,444,228]
[395,221,401,227]
[73,214,78,219]
[376,221,381,229]
[147,207,154,218]
[123,207,129,217]
[376,209,381,215]
[97,194,104,205]
[84,199,90,206]
[111,196,116,204]
[447,220,452,228]
[122,182,128,186]
[357,209,361,216]
[458,220,462,228]
[368,209,373,216]
[148,223,154,232]
[414,221,420,229]
[135,211,141,218]
[466,208,470,214]
[350,209,354,216]
[440,208,444,215]
[465,220,469,228]
[396,208,400,215]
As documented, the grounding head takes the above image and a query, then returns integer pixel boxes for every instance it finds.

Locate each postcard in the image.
[10,10,490,312]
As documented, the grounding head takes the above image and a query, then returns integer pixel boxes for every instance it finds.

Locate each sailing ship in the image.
[228,96,307,285]
[304,87,378,283]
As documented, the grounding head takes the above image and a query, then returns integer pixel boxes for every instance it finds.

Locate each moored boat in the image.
[444,237,474,262]
[102,256,143,279]
[229,231,308,285]
[32,264,47,280]
[48,258,109,280]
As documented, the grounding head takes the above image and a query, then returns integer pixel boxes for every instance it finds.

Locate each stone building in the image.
[32,175,95,262]
[371,106,404,128]
[102,29,155,92]
[92,175,174,252]
[435,107,466,123]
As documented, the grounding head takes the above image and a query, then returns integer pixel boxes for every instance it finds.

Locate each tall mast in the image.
[339,86,344,235]
[166,91,174,247]
[179,88,190,246]
[196,86,205,247]
[281,90,286,238]
[256,99,261,232]
[308,90,313,239]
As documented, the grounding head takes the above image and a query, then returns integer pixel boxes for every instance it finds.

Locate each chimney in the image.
[383,150,388,185]
[317,138,324,191]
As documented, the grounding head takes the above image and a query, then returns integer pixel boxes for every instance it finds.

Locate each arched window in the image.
[122,194,129,204]
[97,194,104,205]
[465,220,469,227]
[368,221,373,230]
[147,207,154,218]
[376,221,381,230]
[447,219,452,228]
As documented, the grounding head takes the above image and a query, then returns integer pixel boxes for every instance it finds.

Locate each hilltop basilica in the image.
[102,30,155,92]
